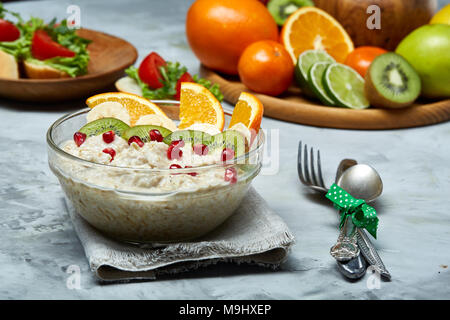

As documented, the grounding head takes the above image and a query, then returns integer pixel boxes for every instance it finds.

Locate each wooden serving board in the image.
[200,66,450,130]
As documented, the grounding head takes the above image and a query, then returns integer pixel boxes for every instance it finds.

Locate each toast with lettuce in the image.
[0,3,90,79]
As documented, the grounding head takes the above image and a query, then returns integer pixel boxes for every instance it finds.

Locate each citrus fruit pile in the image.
[184,0,450,110]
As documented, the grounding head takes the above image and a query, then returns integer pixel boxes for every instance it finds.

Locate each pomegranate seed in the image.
[102,130,115,144]
[171,140,185,148]
[184,165,197,176]
[128,136,144,147]
[167,144,183,160]
[149,129,163,142]
[193,143,209,156]
[169,163,182,175]
[224,167,237,184]
[73,132,86,147]
[102,148,116,162]
[221,148,235,162]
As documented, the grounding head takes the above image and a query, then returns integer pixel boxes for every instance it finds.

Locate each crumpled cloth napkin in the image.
[65,187,295,282]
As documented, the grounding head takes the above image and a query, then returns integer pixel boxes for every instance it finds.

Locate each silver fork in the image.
[298,141,359,260]
[297,141,327,193]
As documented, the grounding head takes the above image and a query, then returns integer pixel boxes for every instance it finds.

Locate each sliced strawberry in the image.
[138,52,167,89]
[31,29,75,60]
[175,72,194,100]
[0,19,20,42]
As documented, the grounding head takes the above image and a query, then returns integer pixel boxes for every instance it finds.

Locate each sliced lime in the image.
[323,63,370,109]
[307,62,335,106]
[295,50,335,97]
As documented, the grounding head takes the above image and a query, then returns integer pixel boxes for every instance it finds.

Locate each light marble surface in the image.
[0,0,449,299]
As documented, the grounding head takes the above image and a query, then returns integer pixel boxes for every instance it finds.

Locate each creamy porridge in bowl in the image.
[47,97,264,243]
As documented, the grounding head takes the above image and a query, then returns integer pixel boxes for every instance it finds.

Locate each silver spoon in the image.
[334,159,367,279]
[330,164,383,262]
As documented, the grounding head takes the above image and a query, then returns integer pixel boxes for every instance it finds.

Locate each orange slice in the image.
[86,92,169,126]
[229,92,264,134]
[178,82,225,131]
[281,7,354,64]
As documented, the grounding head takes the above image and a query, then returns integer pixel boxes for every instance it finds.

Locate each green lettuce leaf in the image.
[125,61,224,101]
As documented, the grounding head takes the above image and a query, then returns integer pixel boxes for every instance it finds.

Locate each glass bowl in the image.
[47,106,264,243]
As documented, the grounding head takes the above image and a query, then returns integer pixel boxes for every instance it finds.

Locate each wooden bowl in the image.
[0,29,138,102]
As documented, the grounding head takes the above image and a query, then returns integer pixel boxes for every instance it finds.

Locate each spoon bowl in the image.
[336,164,383,203]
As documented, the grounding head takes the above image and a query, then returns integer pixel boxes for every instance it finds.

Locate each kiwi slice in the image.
[365,52,421,109]
[163,130,213,146]
[211,130,247,158]
[79,118,130,137]
[123,125,172,143]
[268,0,314,26]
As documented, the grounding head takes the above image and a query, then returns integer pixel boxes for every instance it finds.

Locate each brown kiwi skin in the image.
[364,69,415,109]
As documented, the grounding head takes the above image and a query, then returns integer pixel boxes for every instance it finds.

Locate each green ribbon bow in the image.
[326,183,379,239]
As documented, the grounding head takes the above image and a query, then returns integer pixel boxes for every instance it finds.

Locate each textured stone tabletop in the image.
[0,0,449,299]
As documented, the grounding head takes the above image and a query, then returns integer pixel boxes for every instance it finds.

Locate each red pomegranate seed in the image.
[171,140,185,148]
[102,130,115,144]
[102,148,116,162]
[169,164,182,169]
[224,167,237,184]
[73,132,87,147]
[128,136,144,147]
[184,165,197,176]
[149,129,163,142]
[221,148,235,162]
[193,143,209,156]
[167,144,183,160]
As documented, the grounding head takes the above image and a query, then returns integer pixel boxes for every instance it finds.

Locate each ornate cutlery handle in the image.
[356,228,391,280]
[330,216,359,262]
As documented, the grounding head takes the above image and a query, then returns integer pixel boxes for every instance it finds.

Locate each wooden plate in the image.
[201,66,450,130]
[0,29,137,102]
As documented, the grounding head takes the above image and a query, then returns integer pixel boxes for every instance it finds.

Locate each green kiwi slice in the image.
[365,52,421,108]
[123,125,172,143]
[268,0,315,26]
[211,130,247,158]
[163,130,213,146]
[79,118,130,137]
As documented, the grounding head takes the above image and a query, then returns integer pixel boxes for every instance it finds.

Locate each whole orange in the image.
[186,0,278,75]
[238,40,294,96]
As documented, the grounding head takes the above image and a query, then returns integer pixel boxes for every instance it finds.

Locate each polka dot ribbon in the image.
[326,183,379,239]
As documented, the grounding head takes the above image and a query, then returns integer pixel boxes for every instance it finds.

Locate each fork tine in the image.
[303,144,312,184]
[317,149,326,188]
[297,141,307,184]
[309,147,318,186]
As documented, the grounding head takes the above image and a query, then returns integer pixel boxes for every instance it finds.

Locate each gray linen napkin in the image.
[65,187,295,282]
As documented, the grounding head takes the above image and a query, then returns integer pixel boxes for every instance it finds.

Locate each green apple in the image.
[396,24,450,99]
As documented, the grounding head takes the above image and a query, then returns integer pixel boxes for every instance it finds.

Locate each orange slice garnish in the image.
[178,82,225,131]
[229,92,264,134]
[86,92,169,126]
[281,7,354,64]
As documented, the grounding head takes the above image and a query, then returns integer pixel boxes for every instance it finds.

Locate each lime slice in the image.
[295,50,335,97]
[323,63,370,109]
[307,62,335,106]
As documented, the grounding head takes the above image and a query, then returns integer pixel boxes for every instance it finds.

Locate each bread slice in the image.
[115,76,143,96]
[23,60,69,79]
[0,50,19,79]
